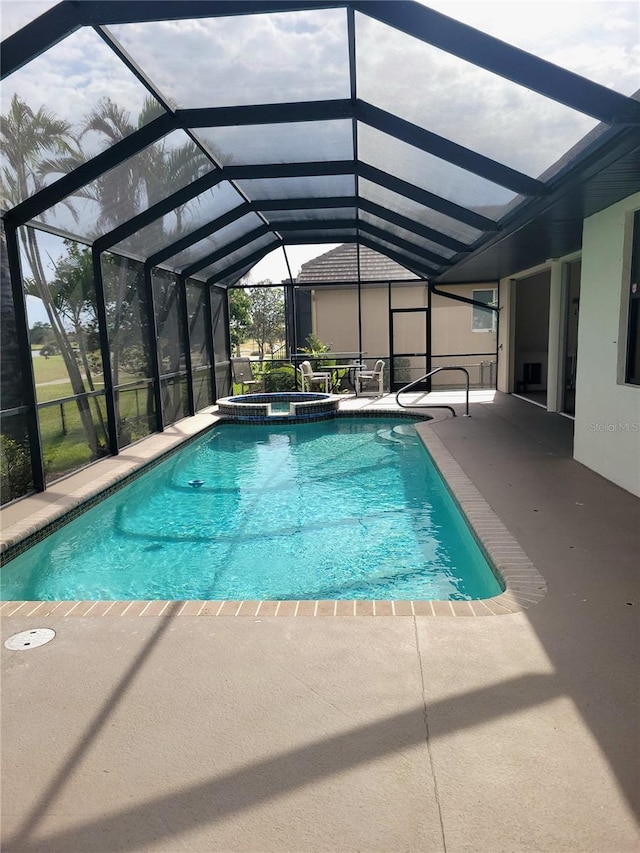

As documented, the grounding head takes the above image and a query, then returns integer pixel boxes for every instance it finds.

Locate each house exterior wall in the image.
[431,284,497,356]
[312,286,360,353]
[574,191,640,497]
[311,282,496,385]
[431,284,497,386]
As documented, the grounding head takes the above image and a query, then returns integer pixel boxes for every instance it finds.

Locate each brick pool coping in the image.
[0,406,547,618]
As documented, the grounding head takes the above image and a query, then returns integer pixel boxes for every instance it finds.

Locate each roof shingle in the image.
[296,244,420,283]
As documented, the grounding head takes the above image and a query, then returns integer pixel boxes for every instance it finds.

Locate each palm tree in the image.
[0,95,105,457]
[83,98,209,423]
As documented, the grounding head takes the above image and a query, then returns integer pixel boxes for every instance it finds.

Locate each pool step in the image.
[391,424,418,438]
[375,426,419,447]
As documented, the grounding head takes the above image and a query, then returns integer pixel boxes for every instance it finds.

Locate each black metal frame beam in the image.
[347,4,360,284]
[3,113,176,228]
[355,101,545,197]
[206,242,281,286]
[181,99,352,128]
[94,25,176,116]
[147,204,253,268]
[147,195,468,276]
[93,169,223,253]
[2,1,84,78]
[143,263,165,433]
[182,225,273,278]
[274,218,357,232]
[91,247,119,455]
[358,163,498,231]
[429,280,499,312]
[357,198,469,253]
[178,274,195,416]
[93,161,355,253]
[7,0,638,126]
[352,1,640,125]
[3,224,46,492]
[357,220,451,267]
[202,283,217,402]
[1,0,345,78]
[436,123,640,282]
[358,234,432,279]
[358,231,440,274]
[281,234,358,252]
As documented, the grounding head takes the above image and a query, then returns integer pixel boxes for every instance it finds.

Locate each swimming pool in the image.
[0,417,503,601]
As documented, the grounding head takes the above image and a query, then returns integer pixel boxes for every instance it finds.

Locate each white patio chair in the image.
[298,360,330,393]
[355,359,385,397]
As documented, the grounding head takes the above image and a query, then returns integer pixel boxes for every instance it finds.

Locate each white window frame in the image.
[472,288,497,332]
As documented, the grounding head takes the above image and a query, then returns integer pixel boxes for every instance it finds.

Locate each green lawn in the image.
[23,356,198,482]
[39,390,157,482]
[32,354,71,384]
[30,354,154,480]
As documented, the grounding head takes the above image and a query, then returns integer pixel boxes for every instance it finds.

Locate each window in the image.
[472,289,497,332]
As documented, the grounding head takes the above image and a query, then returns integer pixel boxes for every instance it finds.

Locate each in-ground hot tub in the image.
[217,392,339,422]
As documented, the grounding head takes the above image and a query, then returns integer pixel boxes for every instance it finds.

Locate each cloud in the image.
[2,26,163,156]
[355,11,601,178]
[1,0,59,39]
[109,9,351,109]
[358,124,516,210]
[421,1,639,94]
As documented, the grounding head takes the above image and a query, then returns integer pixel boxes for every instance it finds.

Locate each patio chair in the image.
[298,360,330,393]
[355,359,385,397]
[231,357,261,393]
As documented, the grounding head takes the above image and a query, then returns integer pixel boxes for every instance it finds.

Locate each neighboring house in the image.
[293,244,497,389]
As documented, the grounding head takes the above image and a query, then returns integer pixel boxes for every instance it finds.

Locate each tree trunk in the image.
[22,228,101,455]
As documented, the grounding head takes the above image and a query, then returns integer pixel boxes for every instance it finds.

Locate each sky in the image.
[245,243,339,284]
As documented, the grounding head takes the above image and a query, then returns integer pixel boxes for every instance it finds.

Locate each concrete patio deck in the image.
[1,393,638,852]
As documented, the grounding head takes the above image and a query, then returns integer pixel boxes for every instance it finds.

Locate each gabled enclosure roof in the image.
[2,0,640,286]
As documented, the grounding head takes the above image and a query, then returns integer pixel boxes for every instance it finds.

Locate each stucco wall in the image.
[313,287,360,353]
[431,284,497,357]
[574,192,640,497]
[313,282,495,360]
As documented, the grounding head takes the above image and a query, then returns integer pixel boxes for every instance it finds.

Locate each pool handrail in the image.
[395,366,471,417]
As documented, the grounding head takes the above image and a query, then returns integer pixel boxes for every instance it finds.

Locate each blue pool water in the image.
[1,418,503,601]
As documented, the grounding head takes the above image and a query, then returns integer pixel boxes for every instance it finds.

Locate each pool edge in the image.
[414,418,548,615]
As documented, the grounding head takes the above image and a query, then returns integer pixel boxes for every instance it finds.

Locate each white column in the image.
[497,277,515,393]
[546,261,564,412]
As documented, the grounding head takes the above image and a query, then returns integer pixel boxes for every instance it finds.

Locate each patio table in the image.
[324,362,366,393]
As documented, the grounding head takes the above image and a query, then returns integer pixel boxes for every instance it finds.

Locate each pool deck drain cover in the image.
[5,628,55,651]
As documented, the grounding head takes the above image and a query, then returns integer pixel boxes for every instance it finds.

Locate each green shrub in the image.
[263,365,296,392]
[0,435,34,504]
[394,356,411,384]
